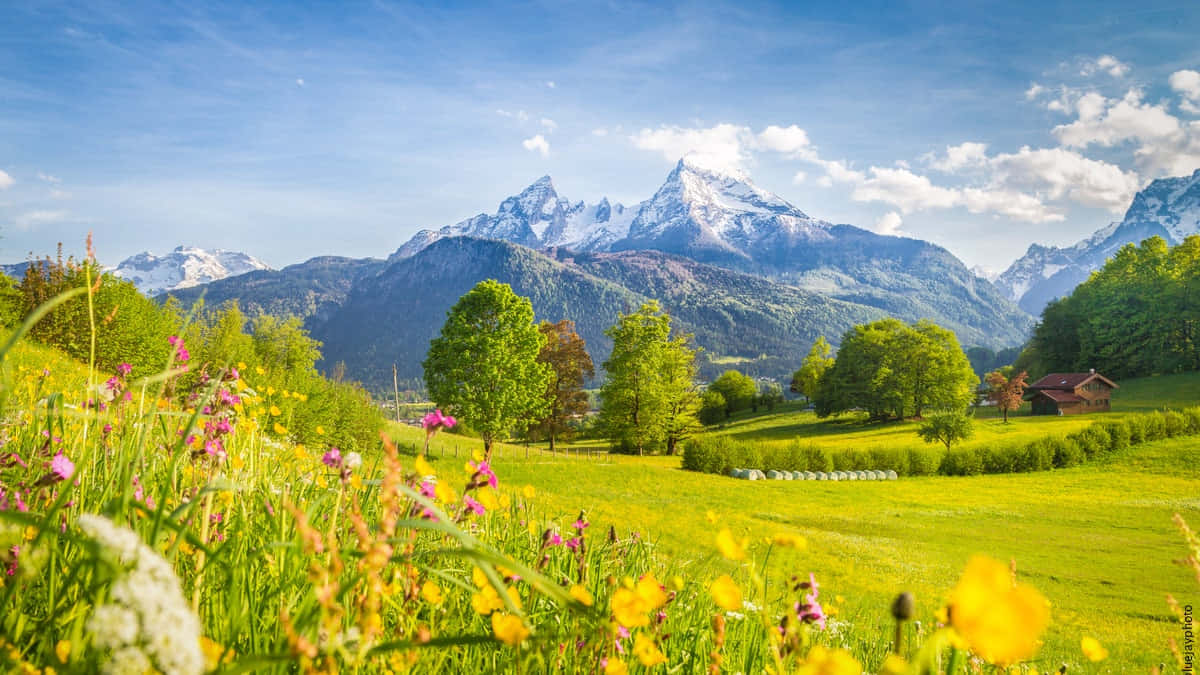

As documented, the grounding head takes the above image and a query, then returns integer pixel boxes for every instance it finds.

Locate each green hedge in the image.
[682,407,1200,478]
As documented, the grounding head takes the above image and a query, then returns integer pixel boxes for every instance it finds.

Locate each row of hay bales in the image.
[728,468,898,481]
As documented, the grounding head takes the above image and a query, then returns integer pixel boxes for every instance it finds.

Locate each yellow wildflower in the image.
[237,362,247,370]
[522,484,536,499]
[632,634,667,667]
[705,509,719,524]
[710,574,743,611]
[231,456,245,470]
[23,526,36,542]
[269,405,281,416]
[796,645,861,675]
[281,389,290,398]
[415,455,436,477]
[472,566,489,588]
[947,556,1050,666]
[273,422,287,435]
[477,488,501,511]
[199,637,233,669]
[266,386,275,395]
[716,528,747,561]
[421,580,443,605]
[295,393,308,402]
[316,425,325,435]
[491,612,530,646]
[611,574,667,628]
[879,654,907,675]
[255,366,265,375]
[569,584,594,606]
[434,481,457,504]
[54,640,69,664]
[603,659,628,675]
[1081,636,1108,662]
[472,585,504,615]
[773,533,807,549]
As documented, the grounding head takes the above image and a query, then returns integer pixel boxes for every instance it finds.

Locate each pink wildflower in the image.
[463,495,485,516]
[469,459,498,488]
[322,447,342,468]
[49,452,75,482]
[565,537,581,551]
[117,363,132,376]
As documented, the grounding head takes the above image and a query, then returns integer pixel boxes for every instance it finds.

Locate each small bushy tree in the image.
[531,319,594,453]
[791,336,833,401]
[985,368,1028,423]
[707,370,756,419]
[917,410,975,451]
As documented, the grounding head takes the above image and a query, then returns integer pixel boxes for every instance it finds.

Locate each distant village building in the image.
[1024,370,1118,415]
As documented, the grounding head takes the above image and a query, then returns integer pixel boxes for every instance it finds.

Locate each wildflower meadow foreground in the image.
[0,291,1191,675]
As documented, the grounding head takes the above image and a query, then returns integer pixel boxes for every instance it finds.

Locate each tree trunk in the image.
[549,433,556,455]
[666,436,676,456]
[1002,407,1009,423]
[484,436,494,463]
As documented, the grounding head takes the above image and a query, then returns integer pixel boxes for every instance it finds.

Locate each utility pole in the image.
[392,363,401,423]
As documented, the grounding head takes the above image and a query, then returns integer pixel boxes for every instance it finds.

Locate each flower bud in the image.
[891,592,915,621]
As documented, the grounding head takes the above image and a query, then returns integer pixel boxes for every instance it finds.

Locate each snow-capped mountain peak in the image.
[996,167,1200,314]
[111,246,271,296]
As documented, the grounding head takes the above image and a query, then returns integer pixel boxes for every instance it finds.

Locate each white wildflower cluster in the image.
[78,514,204,675]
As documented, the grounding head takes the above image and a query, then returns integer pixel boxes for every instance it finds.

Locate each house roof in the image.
[1029,372,1119,391]
[1029,389,1083,404]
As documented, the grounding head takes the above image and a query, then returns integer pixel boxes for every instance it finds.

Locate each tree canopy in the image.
[791,336,833,401]
[597,301,699,455]
[707,370,757,419]
[815,318,978,420]
[1018,235,1200,379]
[423,279,552,458]
[531,319,595,453]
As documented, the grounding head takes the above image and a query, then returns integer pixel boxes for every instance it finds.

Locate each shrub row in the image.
[682,407,1200,478]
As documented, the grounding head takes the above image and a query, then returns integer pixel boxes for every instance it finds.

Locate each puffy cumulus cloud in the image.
[818,159,865,184]
[754,124,816,159]
[873,211,904,236]
[1170,70,1200,114]
[0,169,12,190]
[851,167,959,213]
[1025,83,1046,100]
[958,187,1064,222]
[1081,55,1130,78]
[791,170,807,184]
[522,134,550,157]
[986,146,1140,212]
[927,142,989,172]
[629,123,752,173]
[1053,88,1200,176]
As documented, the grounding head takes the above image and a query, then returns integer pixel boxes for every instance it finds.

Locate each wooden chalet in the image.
[1023,370,1118,415]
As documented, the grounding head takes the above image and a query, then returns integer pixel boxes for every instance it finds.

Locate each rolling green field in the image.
[389,373,1200,670]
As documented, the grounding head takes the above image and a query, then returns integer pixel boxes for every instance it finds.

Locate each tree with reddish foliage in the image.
[533,319,595,453]
[985,368,1028,423]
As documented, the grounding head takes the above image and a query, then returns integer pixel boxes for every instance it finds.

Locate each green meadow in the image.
[390,373,1200,670]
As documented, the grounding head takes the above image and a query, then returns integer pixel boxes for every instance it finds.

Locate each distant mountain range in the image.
[996,168,1200,314]
[151,157,1035,389]
[2,246,272,297]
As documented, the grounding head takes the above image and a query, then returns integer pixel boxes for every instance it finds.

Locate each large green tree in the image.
[424,280,551,459]
[531,319,594,453]
[790,336,834,401]
[598,301,698,455]
[815,318,977,420]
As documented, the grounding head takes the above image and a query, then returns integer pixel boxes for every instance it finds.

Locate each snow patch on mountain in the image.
[111,246,271,296]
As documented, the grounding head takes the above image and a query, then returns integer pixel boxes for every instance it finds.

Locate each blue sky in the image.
[2,1,1199,272]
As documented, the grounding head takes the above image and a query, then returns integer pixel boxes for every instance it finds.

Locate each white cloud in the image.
[50,189,71,200]
[986,146,1140,212]
[36,172,61,184]
[1025,83,1045,100]
[1170,70,1200,114]
[540,118,557,132]
[755,124,815,158]
[0,170,12,190]
[546,81,556,89]
[1053,88,1200,176]
[816,175,833,188]
[873,211,903,236]
[927,142,989,172]
[629,123,752,173]
[496,109,530,121]
[591,127,608,137]
[10,209,68,231]
[296,78,305,86]
[522,134,550,157]
[852,167,959,213]
[818,159,865,184]
[791,171,807,184]
[1081,55,1130,78]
